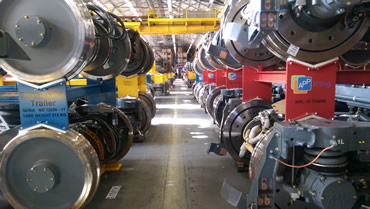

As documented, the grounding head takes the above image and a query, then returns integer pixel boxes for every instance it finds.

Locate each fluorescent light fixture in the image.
[172,34,177,55]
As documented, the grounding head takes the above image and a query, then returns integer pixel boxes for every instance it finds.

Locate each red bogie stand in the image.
[215,69,227,87]
[241,58,370,121]
[203,70,209,84]
[202,70,217,84]
[226,68,243,89]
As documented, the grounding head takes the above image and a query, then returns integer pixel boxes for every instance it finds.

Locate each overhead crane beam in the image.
[123,18,220,35]
[117,8,222,35]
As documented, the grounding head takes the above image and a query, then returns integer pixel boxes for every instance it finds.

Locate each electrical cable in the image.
[272,145,335,169]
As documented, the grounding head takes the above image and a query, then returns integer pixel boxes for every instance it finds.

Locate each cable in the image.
[272,145,334,169]
[88,4,127,41]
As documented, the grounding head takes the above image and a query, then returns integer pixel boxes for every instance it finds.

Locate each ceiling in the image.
[91,0,224,64]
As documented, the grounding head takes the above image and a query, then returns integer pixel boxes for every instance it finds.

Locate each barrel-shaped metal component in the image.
[262,2,369,63]
[192,59,204,75]
[223,0,280,68]
[222,100,271,164]
[206,53,226,70]
[123,30,154,77]
[197,47,216,72]
[207,30,242,71]
[82,33,132,80]
[206,86,226,118]
[0,0,95,83]
[139,92,157,118]
[0,129,100,209]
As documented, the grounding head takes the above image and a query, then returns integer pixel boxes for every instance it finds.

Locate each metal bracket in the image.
[0,30,30,60]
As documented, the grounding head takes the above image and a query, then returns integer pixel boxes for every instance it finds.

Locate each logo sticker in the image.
[228,73,237,80]
[208,73,215,79]
[291,75,312,94]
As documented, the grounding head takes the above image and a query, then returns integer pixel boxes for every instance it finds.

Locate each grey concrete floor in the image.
[86,79,249,209]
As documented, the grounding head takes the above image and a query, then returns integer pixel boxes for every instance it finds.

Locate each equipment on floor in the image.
[193,0,370,208]
[0,0,156,208]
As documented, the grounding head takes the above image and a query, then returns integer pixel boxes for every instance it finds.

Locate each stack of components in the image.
[117,29,156,141]
[191,0,370,209]
[0,0,156,208]
[150,57,175,96]
[182,62,197,88]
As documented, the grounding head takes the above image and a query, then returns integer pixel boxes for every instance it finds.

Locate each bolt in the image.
[15,24,19,28]
[321,196,325,200]
[37,19,41,24]
[24,16,29,20]
[320,176,326,182]
[50,177,54,181]
[275,147,280,152]
[18,37,24,42]
[310,191,317,197]
[337,179,342,184]
[45,187,49,192]
[33,187,38,192]
[40,33,45,38]
[353,196,358,199]
[26,178,31,182]
[31,42,36,46]
[43,167,47,172]
[30,167,35,172]
[275,133,280,137]
[298,190,302,196]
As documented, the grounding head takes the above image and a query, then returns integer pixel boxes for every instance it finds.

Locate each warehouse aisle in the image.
[87,79,248,209]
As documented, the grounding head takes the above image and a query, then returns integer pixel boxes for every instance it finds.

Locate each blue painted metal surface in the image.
[0,78,117,131]
[196,75,203,83]
[146,74,152,84]
[0,79,117,106]
[18,81,69,131]
[86,79,116,106]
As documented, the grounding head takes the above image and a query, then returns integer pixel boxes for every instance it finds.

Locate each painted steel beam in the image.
[123,18,220,35]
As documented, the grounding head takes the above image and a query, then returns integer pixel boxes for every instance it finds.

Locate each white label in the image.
[106,186,122,199]
[103,62,110,70]
[287,44,300,57]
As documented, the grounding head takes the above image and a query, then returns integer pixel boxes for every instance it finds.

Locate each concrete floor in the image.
[86,79,249,209]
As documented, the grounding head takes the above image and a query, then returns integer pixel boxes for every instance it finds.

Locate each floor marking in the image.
[106,186,122,199]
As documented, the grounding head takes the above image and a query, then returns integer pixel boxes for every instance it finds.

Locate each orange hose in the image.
[273,145,334,169]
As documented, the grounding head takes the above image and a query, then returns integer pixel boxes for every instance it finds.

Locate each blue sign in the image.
[297,76,312,91]
[228,73,237,80]
[196,75,203,82]
[18,81,69,131]
[146,74,152,84]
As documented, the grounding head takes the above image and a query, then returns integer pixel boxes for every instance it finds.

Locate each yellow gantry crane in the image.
[116,8,222,35]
